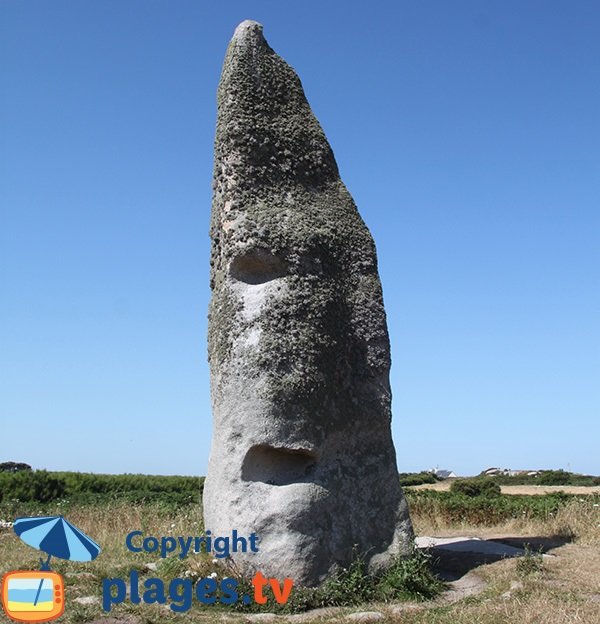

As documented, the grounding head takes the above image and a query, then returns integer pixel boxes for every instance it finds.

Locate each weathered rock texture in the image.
[203,20,413,586]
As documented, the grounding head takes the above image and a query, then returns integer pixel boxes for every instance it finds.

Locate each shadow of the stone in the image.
[489,534,573,553]
[420,534,573,581]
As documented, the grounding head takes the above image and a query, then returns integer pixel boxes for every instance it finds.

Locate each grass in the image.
[0,499,443,620]
[409,480,600,496]
[407,490,600,546]
[229,548,444,615]
[516,545,546,577]
[1,476,600,623]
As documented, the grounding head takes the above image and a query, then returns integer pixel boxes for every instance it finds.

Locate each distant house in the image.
[431,469,457,479]
[507,469,541,477]
[482,467,508,477]
[483,467,541,478]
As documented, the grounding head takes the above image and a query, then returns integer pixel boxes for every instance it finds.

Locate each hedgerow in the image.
[404,488,598,525]
[0,470,203,505]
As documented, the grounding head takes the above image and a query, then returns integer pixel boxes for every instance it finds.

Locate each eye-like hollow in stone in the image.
[242,444,317,485]
[229,250,288,285]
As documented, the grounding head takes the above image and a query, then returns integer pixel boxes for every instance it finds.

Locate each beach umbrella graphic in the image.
[13,516,101,606]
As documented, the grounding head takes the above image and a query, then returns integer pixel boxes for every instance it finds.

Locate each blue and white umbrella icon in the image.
[14,515,101,570]
[13,516,101,607]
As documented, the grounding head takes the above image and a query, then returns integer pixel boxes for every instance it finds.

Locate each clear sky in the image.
[2,1,598,477]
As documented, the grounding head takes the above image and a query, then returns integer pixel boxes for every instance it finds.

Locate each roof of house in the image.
[434,469,456,478]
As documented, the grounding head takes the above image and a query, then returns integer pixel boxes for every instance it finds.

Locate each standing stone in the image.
[204,20,413,586]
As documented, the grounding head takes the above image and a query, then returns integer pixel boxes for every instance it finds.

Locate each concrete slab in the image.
[416,536,554,558]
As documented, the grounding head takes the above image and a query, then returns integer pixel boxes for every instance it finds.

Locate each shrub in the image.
[0,470,66,503]
[0,462,32,473]
[376,550,444,600]
[537,470,571,486]
[405,488,598,527]
[399,471,439,486]
[320,551,376,606]
[233,549,444,614]
[0,471,203,506]
[450,478,501,498]
[516,545,545,576]
[490,470,599,486]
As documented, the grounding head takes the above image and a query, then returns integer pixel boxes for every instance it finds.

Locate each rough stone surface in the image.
[203,19,413,586]
[73,596,100,605]
[345,612,385,622]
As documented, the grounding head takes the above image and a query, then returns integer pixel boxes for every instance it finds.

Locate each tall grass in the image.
[408,490,600,545]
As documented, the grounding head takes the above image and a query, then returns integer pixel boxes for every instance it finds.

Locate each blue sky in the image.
[1,1,598,476]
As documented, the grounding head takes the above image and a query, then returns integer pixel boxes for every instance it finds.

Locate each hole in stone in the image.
[230,250,287,285]
[242,445,317,485]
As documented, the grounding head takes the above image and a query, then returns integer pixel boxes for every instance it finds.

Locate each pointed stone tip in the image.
[232,20,265,44]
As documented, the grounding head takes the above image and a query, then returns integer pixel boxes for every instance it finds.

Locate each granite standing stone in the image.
[203,20,413,586]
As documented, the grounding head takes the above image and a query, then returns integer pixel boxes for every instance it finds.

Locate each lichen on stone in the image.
[204,20,413,587]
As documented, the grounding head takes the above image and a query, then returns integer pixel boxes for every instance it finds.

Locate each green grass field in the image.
[1,471,599,623]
